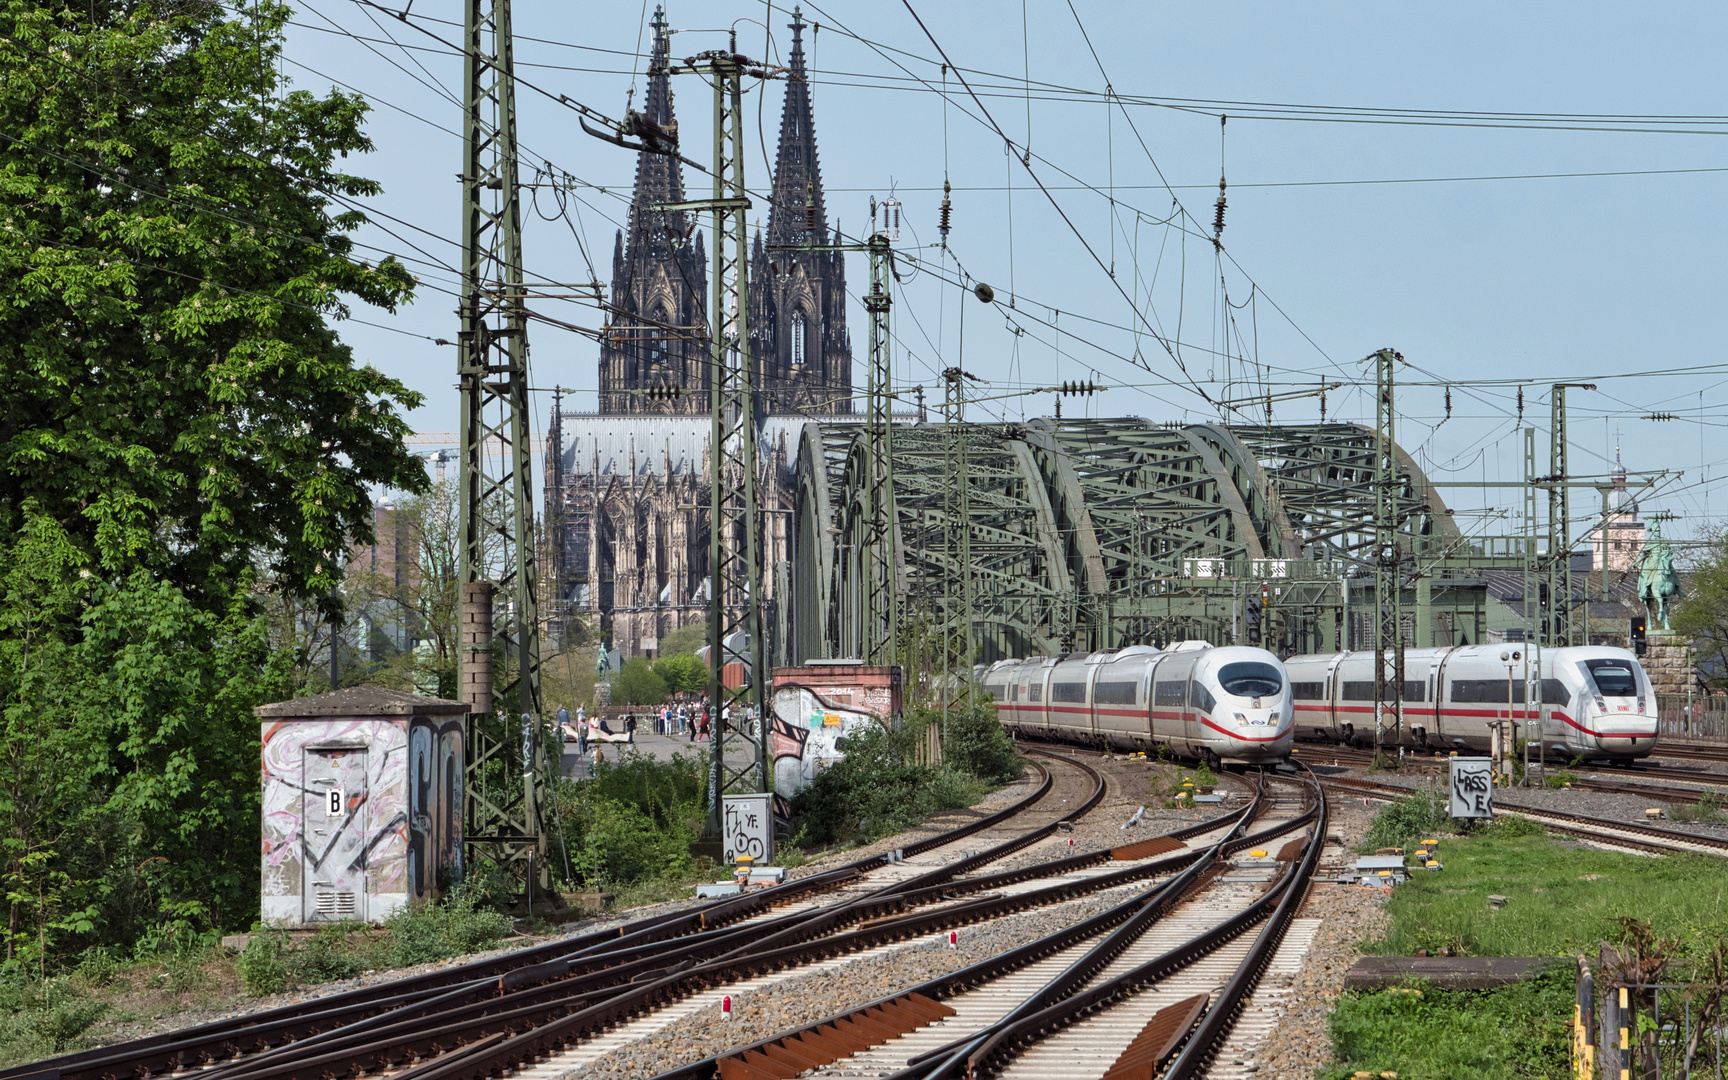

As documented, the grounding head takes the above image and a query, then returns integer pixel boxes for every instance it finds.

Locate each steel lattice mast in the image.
[1372,347,1404,767]
[458,0,547,884]
[861,234,898,665]
[663,42,772,835]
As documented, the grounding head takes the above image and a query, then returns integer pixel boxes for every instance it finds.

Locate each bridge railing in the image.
[1656,693,1728,744]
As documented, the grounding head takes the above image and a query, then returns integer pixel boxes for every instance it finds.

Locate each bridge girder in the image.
[789,417,1466,666]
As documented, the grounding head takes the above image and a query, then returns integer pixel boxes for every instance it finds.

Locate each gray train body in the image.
[979,642,1294,766]
[1282,645,1657,762]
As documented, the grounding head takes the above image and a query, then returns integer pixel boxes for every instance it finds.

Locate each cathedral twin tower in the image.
[596,5,851,417]
[549,6,849,658]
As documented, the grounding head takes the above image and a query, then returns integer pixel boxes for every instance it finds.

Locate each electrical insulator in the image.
[1444,386,1453,421]
[885,197,901,241]
[645,385,684,402]
[1212,182,1227,243]
[938,179,952,247]
[1517,386,1524,423]
[1059,380,1099,397]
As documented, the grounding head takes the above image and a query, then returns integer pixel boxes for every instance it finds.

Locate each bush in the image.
[0,976,110,1066]
[1323,969,1573,1079]
[1358,787,1458,853]
[552,751,705,892]
[788,720,984,847]
[936,699,1024,784]
[381,888,513,967]
[235,930,289,996]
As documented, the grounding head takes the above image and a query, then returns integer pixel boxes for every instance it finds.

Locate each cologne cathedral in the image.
[545,7,853,657]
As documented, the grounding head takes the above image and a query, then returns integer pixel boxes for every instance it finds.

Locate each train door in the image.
[1323,653,1348,737]
[301,747,369,923]
[1151,654,1199,755]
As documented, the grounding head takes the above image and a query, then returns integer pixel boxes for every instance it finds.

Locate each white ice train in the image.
[978,642,1294,767]
[1282,645,1658,762]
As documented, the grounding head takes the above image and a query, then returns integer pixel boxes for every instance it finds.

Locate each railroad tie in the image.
[1098,993,1210,1080]
[1110,836,1185,861]
[715,992,957,1080]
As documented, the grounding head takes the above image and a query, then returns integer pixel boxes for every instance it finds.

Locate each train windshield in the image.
[1217,662,1283,697]
[1582,659,1639,698]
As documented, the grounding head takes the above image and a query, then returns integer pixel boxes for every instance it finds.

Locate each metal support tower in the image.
[861,236,898,664]
[769,229,898,663]
[1545,383,1595,647]
[941,367,974,718]
[458,0,546,885]
[666,45,771,836]
[1371,348,1404,766]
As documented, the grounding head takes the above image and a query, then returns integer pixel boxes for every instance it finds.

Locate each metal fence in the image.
[1657,694,1728,744]
[1599,976,1728,1079]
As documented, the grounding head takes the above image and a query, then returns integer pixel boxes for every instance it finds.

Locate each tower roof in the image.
[625,8,689,262]
[765,7,826,246]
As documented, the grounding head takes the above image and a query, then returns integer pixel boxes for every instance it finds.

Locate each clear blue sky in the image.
[282,1,1728,548]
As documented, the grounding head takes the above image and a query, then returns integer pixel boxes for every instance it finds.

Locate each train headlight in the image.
[1270,710,1281,724]
[1234,712,1248,725]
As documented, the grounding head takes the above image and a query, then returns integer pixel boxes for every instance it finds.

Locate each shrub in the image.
[235,930,289,996]
[1358,787,1458,853]
[382,888,513,968]
[552,751,705,891]
[936,699,1023,784]
[788,720,984,847]
[0,977,109,1066]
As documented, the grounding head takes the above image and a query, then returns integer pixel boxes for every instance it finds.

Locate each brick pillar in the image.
[463,582,494,715]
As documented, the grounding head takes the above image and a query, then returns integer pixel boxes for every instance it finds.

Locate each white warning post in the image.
[1448,757,1494,818]
[722,793,774,866]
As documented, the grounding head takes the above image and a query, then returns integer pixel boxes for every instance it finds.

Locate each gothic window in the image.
[647,306,669,372]
[791,311,806,368]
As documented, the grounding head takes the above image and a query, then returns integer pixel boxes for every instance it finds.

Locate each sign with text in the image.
[1448,757,1494,818]
[722,793,774,866]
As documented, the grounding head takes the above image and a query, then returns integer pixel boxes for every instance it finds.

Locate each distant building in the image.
[1592,447,1646,571]
[546,7,852,658]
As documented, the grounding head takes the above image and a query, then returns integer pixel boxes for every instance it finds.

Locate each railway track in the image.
[1300,742,1728,805]
[8,750,1238,1080]
[651,770,1328,1080]
[1318,774,1728,857]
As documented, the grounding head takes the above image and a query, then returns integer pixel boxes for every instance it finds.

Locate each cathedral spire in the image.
[765,8,825,245]
[625,8,687,262]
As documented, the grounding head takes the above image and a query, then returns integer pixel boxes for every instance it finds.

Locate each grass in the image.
[1321,968,1574,1080]
[1669,789,1727,823]
[1368,825,1728,958]
[1321,794,1728,1080]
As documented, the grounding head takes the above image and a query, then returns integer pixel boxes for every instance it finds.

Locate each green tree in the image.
[0,2,430,967]
[1675,531,1728,689]
[0,1,426,614]
[658,621,708,658]
[654,653,707,695]
[613,657,668,706]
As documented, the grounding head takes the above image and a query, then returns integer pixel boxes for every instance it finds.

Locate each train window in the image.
[1189,682,1217,714]
[1290,681,1326,700]
[1094,681,1138,705]
[1217,662,1282,697]
[986,683,1007,702]
[1052,682,1087,703]
[1583,660,1637,697]
[1028,685,1042,702]
[1450,680,1525,704]
[1153,682,1186,707]
[1346,679,1422,701]
[1543,679,1570,705]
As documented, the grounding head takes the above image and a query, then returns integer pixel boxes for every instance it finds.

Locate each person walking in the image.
[625,714,637,743]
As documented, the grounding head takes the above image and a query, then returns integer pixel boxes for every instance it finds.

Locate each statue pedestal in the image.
[594,683,612,708]
[1643,631,1691,697]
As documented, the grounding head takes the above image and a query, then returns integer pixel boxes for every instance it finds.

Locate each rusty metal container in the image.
[256,687,468,927]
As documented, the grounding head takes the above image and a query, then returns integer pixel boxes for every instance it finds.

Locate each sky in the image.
[279,1,1728,551]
